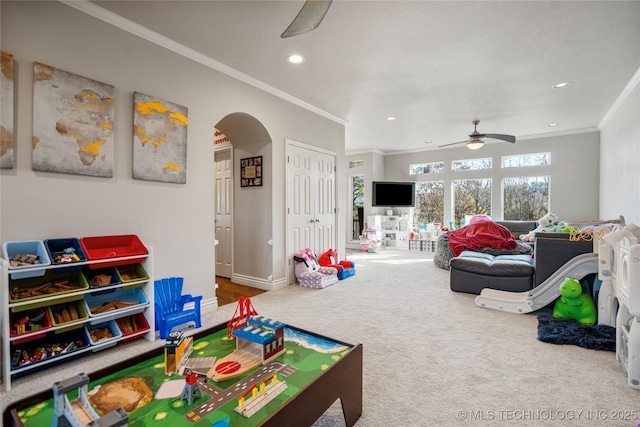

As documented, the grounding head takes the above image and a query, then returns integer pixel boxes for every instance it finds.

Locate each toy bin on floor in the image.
[10,308,52,345]
[48,300,89,332]
[116,313,150,342]
[44,238,86,272]
[84,266,121,289]
[80,234,148,268]
[3,240,51,279]
[85,319,122,351]
[10,327,90,376]
[84,287,149,322]
[9,269,89,311]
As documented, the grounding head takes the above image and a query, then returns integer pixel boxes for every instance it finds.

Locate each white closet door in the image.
[287,143,336,283]
[288,146,315,254]
[214,150,233,278]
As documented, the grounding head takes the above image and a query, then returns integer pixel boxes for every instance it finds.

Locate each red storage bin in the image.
[116,313,150,342]
[10,308,52,344]
[80,235,148,269]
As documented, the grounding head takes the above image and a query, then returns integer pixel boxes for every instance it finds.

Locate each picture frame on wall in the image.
[240,156,262,187]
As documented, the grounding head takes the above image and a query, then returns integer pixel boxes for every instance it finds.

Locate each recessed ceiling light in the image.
[387,117,396,121]
[425,140,432,144]
[287,54,305,64]
[549,123,559,127]
[552,82,570,89]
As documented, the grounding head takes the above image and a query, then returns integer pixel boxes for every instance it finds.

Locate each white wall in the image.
[599,71,640,226]
[0,2,345,300]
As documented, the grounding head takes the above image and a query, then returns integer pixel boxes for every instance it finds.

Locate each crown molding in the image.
[598,64,640,129]
[60,0,348,127]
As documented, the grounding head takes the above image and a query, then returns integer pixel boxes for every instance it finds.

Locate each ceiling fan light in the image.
[467,140,484,150]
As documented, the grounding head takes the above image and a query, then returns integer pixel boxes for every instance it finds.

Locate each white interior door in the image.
[313,154,336,252]
[215,149,233,278]
[287,142,336,283]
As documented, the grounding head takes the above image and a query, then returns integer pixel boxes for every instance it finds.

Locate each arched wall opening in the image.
[214,112,274,289]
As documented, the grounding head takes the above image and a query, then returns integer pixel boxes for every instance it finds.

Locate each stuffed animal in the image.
[552,278,597,325]
[293,248,339,289]
[318,248,356,280]
[519,212,559,242]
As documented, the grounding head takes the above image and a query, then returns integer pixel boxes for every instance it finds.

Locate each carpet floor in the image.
[3,249,639,426]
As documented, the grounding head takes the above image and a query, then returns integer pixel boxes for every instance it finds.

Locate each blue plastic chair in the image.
[154,277,203,339]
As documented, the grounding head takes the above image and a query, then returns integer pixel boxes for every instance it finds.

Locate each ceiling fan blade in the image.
[439,140,468,148]
[484,133,516,143]
[281,0,333,38]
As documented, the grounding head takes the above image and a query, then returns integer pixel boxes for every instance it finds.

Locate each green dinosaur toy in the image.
[552,278,597,325]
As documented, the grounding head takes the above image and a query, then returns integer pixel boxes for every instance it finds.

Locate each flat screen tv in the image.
[372,181,415,207]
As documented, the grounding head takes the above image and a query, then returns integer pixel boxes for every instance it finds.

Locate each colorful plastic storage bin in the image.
[3,240,51,279]
[84,266,121,289]
[116,313,150,342]
[10,308,52,345]
[44,238,86,271]
[84,287,149,320]
[9,270,89,310]
[80,235,148,268]
[48,300,89,330]
[115,263,149,283]
[10,327,89,369]
[85,319,122,351]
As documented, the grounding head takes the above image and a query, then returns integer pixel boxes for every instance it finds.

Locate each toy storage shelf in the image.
[1,246,155,391]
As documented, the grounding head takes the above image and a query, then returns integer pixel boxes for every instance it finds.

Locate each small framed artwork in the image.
[240,156,262,187]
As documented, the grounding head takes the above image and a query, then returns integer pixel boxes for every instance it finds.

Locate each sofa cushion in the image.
[449,250,534,277]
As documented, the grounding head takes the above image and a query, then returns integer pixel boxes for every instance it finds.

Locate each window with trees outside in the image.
[502,152,550,168]
[503,176,550,220]
[452,158,492,171]
[410,161,445,175]
[414,181,444,226]
[453,178,492,228]
[351,175,364,240]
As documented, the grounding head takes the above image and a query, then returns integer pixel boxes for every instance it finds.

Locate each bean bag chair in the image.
[318,248,355,280]
[293,248,339,289]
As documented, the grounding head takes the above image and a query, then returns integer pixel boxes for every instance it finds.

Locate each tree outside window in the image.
[414,181,444,225]
[503,176,549,220]
[453,179,492,228]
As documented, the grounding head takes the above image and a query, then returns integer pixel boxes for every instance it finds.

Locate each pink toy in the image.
[293,248,339,289]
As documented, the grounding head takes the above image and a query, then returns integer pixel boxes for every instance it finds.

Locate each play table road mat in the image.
[12,326,352,426]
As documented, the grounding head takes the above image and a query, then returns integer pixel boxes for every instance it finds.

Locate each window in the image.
[410,161,445,175]
[414,181,444,225]
[453,179,492,228]
[351,175,364,240]
[503,176,550,220]
[452,158,492,172]
[502,153,550,168]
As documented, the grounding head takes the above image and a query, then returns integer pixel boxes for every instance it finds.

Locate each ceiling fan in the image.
[441,120,516,150]
[281,0,333,38]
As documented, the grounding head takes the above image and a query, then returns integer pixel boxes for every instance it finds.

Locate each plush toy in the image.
[552,278,597,325]
[318,248,356,280]
[519,212,559,242]
[293,248,339,289]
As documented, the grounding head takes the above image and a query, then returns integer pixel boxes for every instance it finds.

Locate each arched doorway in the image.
[213,113,272,285]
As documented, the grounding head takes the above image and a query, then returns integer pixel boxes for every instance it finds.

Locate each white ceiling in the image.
[86,0,640,154]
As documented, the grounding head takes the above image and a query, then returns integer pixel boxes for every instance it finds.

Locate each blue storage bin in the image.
[2,240,51,279]
[84,287,148,321]
[84,266,121,289]
[45,238,86,272]
[85,319,122,351]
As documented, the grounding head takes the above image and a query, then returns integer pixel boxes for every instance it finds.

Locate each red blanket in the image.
[447,218,517,257]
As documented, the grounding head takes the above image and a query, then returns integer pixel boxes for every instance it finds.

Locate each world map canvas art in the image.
[32,62,114,177]
[133,92,188,184]
[1,51,14,169]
